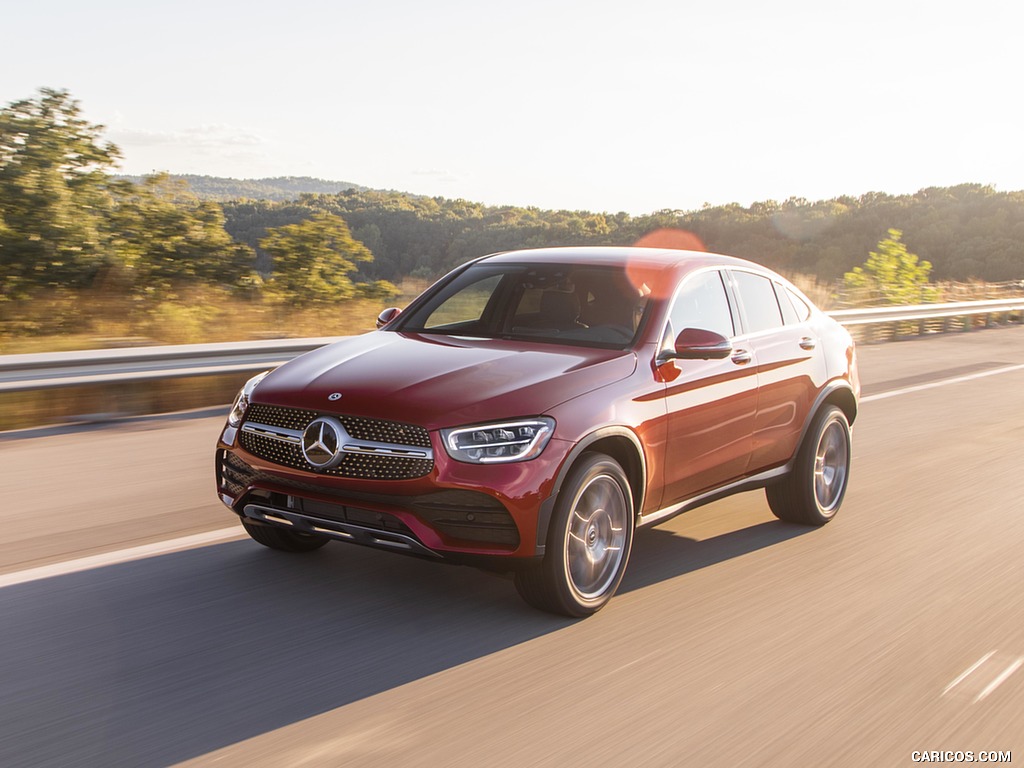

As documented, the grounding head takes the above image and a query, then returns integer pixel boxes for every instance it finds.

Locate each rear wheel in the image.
[515,453,634,617]
[766,405,851,526]
[241,519,330,552]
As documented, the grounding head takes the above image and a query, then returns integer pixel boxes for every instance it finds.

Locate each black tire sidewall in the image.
[800,406,851,521]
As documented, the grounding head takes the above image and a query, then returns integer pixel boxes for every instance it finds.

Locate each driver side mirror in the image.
[659,327,733,363]
[376,307,402,329]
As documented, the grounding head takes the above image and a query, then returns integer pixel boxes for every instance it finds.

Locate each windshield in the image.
[396,263,650,348]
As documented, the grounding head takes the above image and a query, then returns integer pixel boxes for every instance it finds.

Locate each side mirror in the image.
[660,328,733,362]
[376,307,402,329]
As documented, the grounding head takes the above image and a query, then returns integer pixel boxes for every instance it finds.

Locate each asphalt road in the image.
[1,326,1022,767]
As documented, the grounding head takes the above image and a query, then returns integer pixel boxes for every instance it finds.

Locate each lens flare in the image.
[633,228,706,252]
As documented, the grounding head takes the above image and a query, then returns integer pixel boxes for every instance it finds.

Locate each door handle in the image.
[731,349,752,365]
[799,336,817,350]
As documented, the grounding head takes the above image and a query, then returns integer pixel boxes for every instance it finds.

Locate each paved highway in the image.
[1,327,1022,767]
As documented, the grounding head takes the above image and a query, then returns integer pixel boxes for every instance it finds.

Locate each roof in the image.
[477,246,763,273]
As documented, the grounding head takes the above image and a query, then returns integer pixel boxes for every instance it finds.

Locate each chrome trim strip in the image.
[242,503,442,558]
[241,422,302,444]
[638,465,790,527]
[340,438,433,460]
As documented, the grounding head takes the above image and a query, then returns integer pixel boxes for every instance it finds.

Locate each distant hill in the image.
[115,174,366,202]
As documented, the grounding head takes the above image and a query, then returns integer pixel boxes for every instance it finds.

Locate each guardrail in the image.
[0,337,341,394]
[828,298,1024,326]
[1,299,1022,394]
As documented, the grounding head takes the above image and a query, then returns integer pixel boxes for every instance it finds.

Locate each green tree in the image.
[843,229,934,304]
[105,173,255,294]
[0,88,120,299]
[260,212,374,302]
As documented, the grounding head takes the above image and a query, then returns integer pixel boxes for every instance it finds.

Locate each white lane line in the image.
[943,651,996,696]
[0,527,245,589]
[862,362,1024,403]
[974,657,1024,704]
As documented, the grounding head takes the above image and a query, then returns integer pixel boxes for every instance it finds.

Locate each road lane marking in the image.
[943,651,996,696]
[974,657,1024,704]
[862,362,1024,403]
[0,527,245,589]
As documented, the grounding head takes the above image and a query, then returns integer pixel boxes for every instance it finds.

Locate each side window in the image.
[421,273,504,330]
[786,287,812,321]
[733,271,783,334]
[775,283,800,325]
[667,270,734,340]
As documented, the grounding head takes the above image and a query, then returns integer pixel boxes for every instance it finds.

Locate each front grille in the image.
[245,404,431,448]
[239,404,434,480]
[299,497,415,536]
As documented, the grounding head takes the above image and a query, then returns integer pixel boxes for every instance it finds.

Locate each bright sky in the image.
[3,0,1022,214]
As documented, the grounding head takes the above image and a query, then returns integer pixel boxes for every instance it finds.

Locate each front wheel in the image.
[241,519,330,552]
[515,453,634,617]
[766,405,851,526]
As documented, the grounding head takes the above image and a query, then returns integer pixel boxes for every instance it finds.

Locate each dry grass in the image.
[0,279,429,355]
[0,280,428,430]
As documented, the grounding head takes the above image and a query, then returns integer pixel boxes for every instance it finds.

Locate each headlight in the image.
[227,371,270,427]
[442,417,555,464]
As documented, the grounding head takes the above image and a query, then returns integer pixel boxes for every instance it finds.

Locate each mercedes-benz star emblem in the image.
[301,417,346,469]
[328,392,342,401]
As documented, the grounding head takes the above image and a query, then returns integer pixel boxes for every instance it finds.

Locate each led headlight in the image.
[227,371,270,427]
[442,417,555,464]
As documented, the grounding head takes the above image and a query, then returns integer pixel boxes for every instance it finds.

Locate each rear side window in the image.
[667,270,734,339]
[775,283,801,325]
[733,271,783,334]
[786,287,812,321]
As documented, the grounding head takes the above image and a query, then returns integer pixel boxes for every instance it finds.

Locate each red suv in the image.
[216,247,858,616]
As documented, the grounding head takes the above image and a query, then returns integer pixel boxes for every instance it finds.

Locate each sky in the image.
[3,0,1023,214]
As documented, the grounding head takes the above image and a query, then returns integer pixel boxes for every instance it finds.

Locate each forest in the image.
[220,183,1024,285]
[2,88,1023,351]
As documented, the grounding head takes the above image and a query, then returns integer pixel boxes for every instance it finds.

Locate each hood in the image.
[252,331,637,430]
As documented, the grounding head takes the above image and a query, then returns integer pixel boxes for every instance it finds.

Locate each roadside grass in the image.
[0,280,428,431]
[0,279,429,355]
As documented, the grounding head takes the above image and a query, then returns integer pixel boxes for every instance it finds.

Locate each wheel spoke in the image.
[813,420,848,511]
[563,473,629,600]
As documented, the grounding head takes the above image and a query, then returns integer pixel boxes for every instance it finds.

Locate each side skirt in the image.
[637,464,791,528]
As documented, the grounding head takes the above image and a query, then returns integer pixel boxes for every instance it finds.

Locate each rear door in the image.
[727,269,826,472]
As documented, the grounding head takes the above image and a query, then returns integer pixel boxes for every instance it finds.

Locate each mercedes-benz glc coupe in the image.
[216,247,858,616]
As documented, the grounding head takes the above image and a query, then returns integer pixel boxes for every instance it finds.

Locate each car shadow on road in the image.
[0,515,813,767]
[621,518,813,594]
[0,541,563,767]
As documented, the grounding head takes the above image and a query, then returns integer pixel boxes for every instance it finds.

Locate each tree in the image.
[0,88,120,299]
[843,229,934,304]
[260,212,374,303]
[105,173,255,294]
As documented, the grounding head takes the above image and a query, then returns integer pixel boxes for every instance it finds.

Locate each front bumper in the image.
[216,422,569,560]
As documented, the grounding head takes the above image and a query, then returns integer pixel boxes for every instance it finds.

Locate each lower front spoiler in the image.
[242,503,443,559]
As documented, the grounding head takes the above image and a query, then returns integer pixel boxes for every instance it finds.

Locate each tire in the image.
[515,453,634,617]
[766,405,851,526]
[241,519,330,552]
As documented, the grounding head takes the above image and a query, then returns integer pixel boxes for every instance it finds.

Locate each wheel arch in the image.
[820,381,858,426]
[534,426,646,555]
[782,379,857,478]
